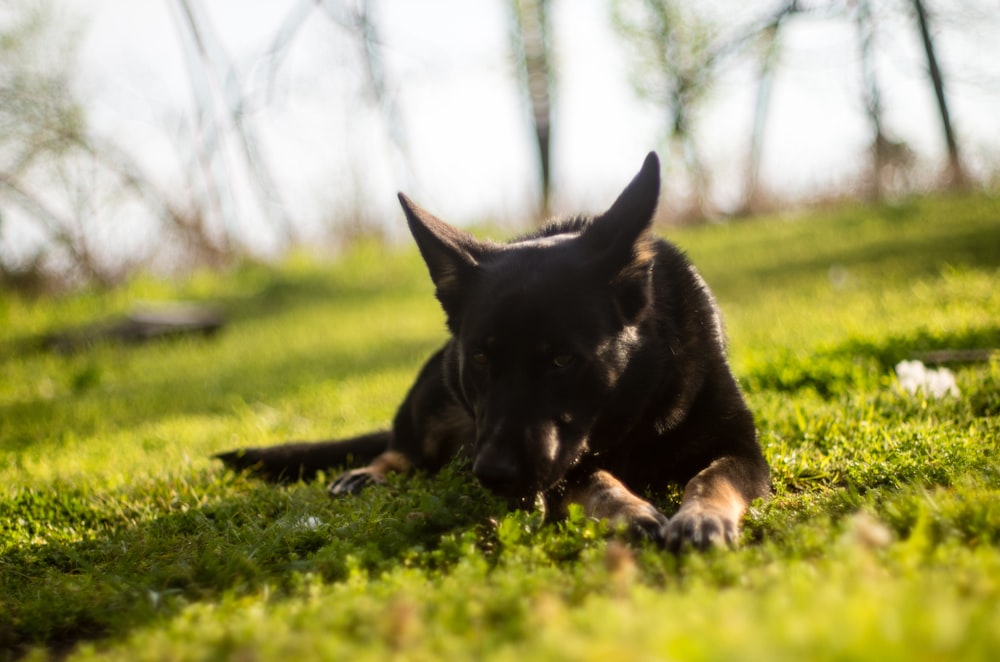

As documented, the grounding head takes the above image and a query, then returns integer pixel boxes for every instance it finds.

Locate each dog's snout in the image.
[472,453,520,494]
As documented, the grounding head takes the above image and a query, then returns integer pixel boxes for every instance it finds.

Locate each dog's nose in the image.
[472,455,520,495]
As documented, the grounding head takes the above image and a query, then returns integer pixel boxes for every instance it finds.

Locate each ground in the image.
[1,193,998,660]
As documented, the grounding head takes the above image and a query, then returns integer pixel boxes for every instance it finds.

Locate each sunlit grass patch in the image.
[1,193,998,660]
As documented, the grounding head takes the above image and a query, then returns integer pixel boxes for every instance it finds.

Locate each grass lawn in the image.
[1,193,999,660]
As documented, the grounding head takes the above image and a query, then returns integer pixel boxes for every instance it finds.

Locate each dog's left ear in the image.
[583,152,661,323]
[398,193,487,326]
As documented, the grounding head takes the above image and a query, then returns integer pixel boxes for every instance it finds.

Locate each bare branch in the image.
[0,168,108,284]
[172,0,295,246]
[257,0,320,103]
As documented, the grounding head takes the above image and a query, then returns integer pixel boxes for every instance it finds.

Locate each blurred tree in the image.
[614,0,988,213]
[259,0,412,234]
[851,0,916,199]
[854,0,886,199]
[910,0,967,188]
[0,1,94,284]
[612,0,718,218]
[350,0,413,192]
[510,0,554,220]
[0,1,228,289]
[740,1,804,214]
[172,0,295,248]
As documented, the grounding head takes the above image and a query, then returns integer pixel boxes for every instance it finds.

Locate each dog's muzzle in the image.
[472,452,523,497]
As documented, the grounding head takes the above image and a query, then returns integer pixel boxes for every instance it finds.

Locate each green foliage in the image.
[611,0,719,113]
[1,194,999,659]
[0,0,85,153]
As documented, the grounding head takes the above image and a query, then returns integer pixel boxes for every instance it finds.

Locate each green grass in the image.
[1,193,999,660]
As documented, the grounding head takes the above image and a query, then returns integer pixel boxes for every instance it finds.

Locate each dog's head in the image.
[399,153,661,499]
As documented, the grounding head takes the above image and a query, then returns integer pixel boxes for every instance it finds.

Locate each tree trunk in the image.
[510,0,554,220]
[855,0,887,199]
[911,0,967,187]
[741,22,782,215]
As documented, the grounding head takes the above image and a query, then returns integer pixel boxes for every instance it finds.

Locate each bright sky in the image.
[32,0,1000,256]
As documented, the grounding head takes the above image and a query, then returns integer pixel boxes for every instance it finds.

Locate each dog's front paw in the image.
[327,467,386,496]
[608,506,669,546]
[618,502,670,546]
[663,505,738,552]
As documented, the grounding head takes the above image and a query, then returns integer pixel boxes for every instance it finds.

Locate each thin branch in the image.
[0,168,108,283]
[73,133,230,263]
[258,0,319,103]
[320,0,414,191]
[174,0,295,246]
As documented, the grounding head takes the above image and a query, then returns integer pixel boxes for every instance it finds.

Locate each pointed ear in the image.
[582,152,661,323]
[583,152,660,265]
[398,193,485,323]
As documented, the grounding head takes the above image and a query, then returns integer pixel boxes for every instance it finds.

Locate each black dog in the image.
[218,153,769,550]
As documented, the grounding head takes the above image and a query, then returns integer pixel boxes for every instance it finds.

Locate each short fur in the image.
[217,153,770,550]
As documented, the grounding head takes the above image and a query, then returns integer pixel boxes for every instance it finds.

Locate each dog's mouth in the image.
[473,431,590,503]
[476,461,579,506]
[503,492,540,511]
[477,475,540,502]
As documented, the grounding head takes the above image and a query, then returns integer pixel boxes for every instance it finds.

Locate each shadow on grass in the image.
[699,201,1000,300]
[770,220,996,281]
[0,331,441,454]
[0,466,503,658]
[0,259,448,453]
[743,324,1000,398]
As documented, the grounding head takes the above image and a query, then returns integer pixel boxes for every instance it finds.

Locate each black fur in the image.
[217,152,769,550]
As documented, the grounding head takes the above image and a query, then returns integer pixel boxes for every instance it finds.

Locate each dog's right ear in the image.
[398,193,486,324]
[584,152,660,266]
[582,152,661,324]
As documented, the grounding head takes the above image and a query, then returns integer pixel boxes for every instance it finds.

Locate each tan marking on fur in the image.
[564,470,657,525]
[678,460,748,522]
[367,450,413,477]
[329,449,413,494]
[633,236,657,266]
[435,268,459,295]
[611,236,656,286]
[660,457,761,549]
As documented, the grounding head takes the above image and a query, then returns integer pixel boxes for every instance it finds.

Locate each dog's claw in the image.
[622,504,670,545]
[662,507,737,552]
[327,468,384,496]
[628,515,669,545]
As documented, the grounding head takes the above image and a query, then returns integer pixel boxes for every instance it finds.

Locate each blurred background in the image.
[1,0,998,289]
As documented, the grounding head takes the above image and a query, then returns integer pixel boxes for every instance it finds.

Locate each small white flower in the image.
[297,515,323,530]
[895,360,960,399]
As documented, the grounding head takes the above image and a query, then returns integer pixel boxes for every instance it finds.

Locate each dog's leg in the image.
[560,470,669,544]
[665,456,760,551]
[327,449,413,496]
[328,348,474,496]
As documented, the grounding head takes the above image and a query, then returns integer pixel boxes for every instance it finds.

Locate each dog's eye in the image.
[552,353,575,369]
[470,351,489,366]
